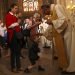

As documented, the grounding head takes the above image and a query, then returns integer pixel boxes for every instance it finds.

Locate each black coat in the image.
[29,41,40,60]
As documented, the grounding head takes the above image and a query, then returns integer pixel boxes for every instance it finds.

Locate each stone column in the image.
[17,0,23,12]
[0,0,3,19]
[7,0,18,8]
[0,0,8,21]
[38,0,43,11]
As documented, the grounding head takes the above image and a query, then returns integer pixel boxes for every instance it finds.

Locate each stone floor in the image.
[0,47,75,75]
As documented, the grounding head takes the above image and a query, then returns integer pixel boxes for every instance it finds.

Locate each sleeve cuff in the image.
[8,22,19,28]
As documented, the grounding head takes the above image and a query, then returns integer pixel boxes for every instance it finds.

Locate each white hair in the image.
[33,13,40,18]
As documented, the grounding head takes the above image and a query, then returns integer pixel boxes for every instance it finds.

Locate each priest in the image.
[41,4,68,69]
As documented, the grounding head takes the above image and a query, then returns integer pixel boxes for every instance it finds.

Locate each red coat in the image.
[5,12,20,43]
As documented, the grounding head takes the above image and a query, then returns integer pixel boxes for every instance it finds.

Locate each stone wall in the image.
[0,0,8,21]
[0,0,54,20]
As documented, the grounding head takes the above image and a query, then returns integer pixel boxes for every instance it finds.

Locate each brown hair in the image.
[8,3,17,12]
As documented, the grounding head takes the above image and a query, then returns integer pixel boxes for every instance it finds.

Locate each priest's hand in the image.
[46,19,53,25]
[44,15,53,25]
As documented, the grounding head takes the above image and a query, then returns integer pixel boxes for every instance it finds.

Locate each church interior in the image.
[0,0,75,75]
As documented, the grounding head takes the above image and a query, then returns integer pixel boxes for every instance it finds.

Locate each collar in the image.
[9,12,14,15]
[9,12,17,17]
